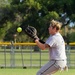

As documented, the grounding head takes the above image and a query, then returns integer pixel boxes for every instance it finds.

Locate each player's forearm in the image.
[35,39,46,50]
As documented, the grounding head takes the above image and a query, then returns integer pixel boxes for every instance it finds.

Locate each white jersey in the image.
[46,32,67,60]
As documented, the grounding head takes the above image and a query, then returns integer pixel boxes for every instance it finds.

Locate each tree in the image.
[69,32,75,42]
[0,0,75,42]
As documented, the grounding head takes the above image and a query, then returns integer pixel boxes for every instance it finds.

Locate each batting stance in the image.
[25,20,68,75]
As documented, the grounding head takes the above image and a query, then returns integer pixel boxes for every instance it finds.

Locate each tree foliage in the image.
[0,0,75,42]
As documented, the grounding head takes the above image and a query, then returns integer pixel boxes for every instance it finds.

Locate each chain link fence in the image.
[0,42,75,69]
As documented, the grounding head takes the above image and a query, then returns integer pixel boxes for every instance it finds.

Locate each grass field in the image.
[0,45,75,75]
[0,68,75,75]
[0,48,75,68]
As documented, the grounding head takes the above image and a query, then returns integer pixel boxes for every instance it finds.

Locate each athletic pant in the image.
[36,60,67,75]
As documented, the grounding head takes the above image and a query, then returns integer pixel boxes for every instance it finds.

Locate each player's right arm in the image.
[35,39,50,50]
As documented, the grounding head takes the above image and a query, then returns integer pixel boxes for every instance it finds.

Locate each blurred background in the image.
[0,0,75,69]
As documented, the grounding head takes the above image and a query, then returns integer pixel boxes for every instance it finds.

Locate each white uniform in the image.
[46,32,67,60]
[37,32,67,75]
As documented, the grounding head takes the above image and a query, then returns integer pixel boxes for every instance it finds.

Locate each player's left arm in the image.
[24,26,50,49]
[35,39,50,50]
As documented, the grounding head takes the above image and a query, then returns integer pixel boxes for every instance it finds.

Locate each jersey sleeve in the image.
[45,36,55,47]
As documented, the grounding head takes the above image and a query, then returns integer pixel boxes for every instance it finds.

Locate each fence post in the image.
[66,44,70,68]
[10,41,15,68]
[39,48,41,68]
[4,45,6,68]
[30,46,32,68]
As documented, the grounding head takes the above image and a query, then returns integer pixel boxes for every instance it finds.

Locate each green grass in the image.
[0,48,75,75]
[0,48,75,68]
[0,68,75,75]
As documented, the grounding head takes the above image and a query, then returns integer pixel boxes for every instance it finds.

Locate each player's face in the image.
[48,26,56,35]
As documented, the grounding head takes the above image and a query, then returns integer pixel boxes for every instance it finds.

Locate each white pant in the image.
[36,60,67,75]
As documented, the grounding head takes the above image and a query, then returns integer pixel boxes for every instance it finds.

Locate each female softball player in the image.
[35,20,68,75]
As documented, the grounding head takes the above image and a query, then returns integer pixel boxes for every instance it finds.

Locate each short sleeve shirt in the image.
[46,32,67,60]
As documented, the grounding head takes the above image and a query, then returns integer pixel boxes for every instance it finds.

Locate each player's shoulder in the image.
[53,32,62,38]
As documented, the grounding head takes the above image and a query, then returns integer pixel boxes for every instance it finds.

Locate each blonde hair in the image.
[50,20,62,30]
